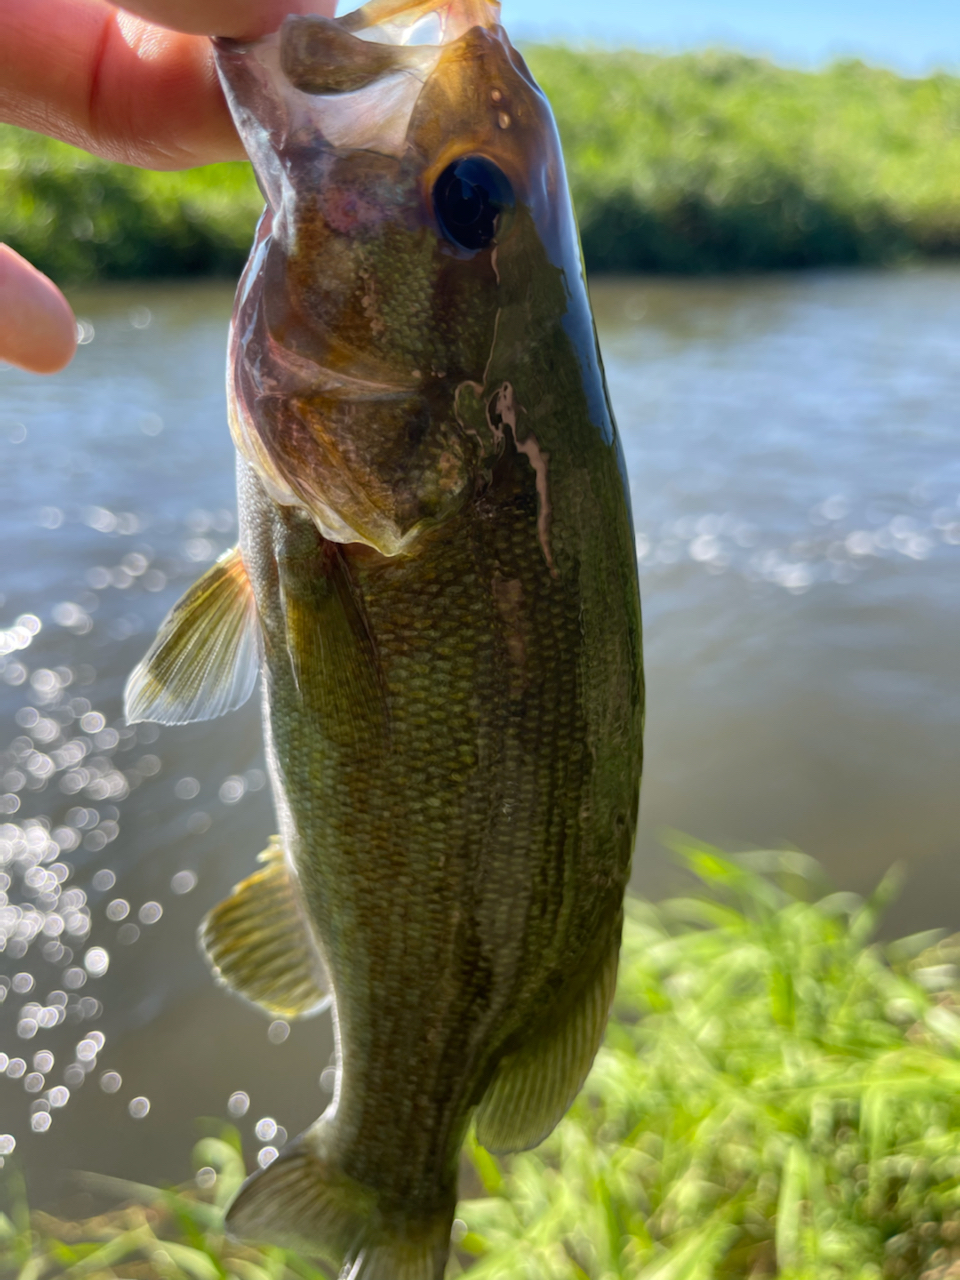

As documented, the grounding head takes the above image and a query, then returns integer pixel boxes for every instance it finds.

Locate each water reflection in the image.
[0,284,336,1202]
[601,271,960,927]
[0,270,957,1201]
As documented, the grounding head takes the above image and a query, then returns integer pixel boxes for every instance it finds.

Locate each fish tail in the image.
[342,1224,452,1280]
[226,1130,453,1280]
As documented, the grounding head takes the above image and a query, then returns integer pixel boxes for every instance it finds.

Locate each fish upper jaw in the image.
[338,0,502,42]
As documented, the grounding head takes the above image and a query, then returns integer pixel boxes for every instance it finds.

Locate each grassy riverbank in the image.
[5,843,960,1279]
[2,48,960,279]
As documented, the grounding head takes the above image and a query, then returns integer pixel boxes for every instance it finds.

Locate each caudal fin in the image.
[227,1133,453,1280]
[343,1234,451,1280]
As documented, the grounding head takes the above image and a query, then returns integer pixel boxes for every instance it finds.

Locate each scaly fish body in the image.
[125,3,643,1276]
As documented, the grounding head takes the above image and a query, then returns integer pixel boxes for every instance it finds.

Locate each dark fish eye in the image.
[432,157,515,252]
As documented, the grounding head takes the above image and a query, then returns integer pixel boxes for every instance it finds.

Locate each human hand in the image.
[0,0,335,373]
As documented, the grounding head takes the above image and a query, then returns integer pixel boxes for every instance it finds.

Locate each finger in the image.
[1,0,240,167]
[0,0,331,171]
[117,0,334,39]
[0,246,78,375]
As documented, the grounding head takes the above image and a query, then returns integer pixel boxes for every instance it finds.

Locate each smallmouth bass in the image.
[124,2,644,1277]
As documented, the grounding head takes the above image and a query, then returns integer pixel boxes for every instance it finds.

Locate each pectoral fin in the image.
[124,547,260,725]
[475,938,620,1155]
[199,837,330,1019]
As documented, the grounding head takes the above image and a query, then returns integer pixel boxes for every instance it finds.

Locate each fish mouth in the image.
[214,0,509,163]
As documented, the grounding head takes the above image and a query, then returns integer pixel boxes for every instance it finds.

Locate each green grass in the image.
[6,840,960,1279]
[3,48,960,279]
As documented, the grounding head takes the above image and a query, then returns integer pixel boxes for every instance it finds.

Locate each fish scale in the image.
[123,1,643,1276]
[245,463,585,1175]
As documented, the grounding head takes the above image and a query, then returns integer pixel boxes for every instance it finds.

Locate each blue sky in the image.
[502,0,959,74]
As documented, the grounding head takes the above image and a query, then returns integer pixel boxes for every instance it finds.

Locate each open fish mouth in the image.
[215,0,509,164]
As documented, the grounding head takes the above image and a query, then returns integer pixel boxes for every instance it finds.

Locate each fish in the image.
[123,1,644,1277]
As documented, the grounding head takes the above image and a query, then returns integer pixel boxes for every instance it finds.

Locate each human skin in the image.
[0,0,334,374]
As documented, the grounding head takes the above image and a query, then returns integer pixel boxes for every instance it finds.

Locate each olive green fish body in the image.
[238,359,639,1197]
[125,3,643,1276]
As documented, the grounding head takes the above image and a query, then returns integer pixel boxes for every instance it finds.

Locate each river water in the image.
[0,268,958,1204]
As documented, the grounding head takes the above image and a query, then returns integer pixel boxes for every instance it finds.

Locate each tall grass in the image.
[2,49,960,279]
[5,842,960,1279]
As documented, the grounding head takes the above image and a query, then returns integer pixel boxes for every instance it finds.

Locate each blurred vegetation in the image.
[7,842,960,1278]
[3,48,960,279]
[0,128,256,283]
[541,48,960,273]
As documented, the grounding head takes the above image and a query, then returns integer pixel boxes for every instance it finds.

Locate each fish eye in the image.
[432,157,514,252]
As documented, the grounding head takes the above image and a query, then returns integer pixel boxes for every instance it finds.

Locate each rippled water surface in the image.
[0,269,958,1202]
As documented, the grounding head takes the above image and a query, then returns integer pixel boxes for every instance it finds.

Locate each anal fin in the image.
[124,546,260,725]
[199,837,330,1019]
[475,937,620,1155]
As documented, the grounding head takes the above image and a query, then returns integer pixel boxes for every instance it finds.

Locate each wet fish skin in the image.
[125,3,643,1277]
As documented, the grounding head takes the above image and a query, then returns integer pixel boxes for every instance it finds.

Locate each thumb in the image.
[0,245,77,374]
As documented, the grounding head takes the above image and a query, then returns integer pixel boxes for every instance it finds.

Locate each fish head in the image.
[217,0,585,556]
